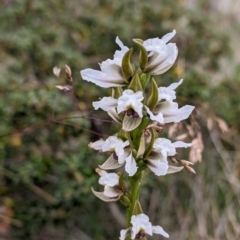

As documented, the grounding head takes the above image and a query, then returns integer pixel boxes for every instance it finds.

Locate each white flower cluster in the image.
[81,31,195,239]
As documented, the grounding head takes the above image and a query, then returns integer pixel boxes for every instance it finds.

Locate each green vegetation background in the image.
[0,0,240,239]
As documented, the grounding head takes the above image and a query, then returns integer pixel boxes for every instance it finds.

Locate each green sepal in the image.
[118,172,124,188]
[121,48,135,81]
[120,195,131,207]
[140,73,151,90]
[133,201,143,215]
[132,149,137,159]
[143,128,158,159]
[113,87,122,98]
[117,129,128,141]
[128,73,143,92]
[146,78,159,111]
[132,38,143,44]
[133,39,148,70]
[136,132,145,158]
[137,160,147,172]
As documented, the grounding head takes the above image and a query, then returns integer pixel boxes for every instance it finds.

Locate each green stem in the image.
[127,172,143,227]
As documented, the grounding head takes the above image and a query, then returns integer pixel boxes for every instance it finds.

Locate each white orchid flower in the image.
[119,213,169,239]
[90,136,129,164]
[90,136,138,176]
[146,138,192,176]
[80,37,129,88]
[143,30,178,75]
[92,89,165,130]
[91,169,122,202]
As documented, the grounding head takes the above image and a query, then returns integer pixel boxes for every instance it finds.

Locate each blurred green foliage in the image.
[0,0,240,239]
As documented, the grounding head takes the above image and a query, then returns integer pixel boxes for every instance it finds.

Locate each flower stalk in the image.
[127,172,143,227]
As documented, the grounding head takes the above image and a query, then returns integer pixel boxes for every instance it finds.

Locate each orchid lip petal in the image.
[122,115,142,132]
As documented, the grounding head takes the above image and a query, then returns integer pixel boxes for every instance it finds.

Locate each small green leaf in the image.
[146,78,159,111]
[133,39,148,70]
[128,73,143,92]
[121,48,135,81]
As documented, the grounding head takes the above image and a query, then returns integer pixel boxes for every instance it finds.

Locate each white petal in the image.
[173,141,192,148]
[158,79,183,101]
[152,225,169,238]
[169,79,183,90]
[149,44,178,75]
[80,68,125,88]
[93,97,118,111]
[119,229,129,240]
[99,172,119,187]
[147,160,168,176]
[100,59,123,79]
[147,151,167,163]
[145,106,164,123]
[101,136,129,154]
[89,139,105,150]
[153,138,176,156]
[113,37,129,66]
[158,101,195,123]
[164,105,195,123]
[125,153,138,176]
[117,90,144,117]
[161,29,176,43]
